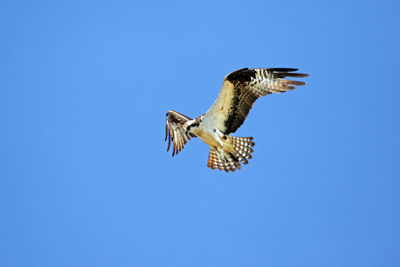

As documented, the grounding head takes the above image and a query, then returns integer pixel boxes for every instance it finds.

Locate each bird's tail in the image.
[207,136,255,172]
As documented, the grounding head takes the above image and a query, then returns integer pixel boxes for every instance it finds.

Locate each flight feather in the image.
[165,110,193,156]
[205,68,308,135]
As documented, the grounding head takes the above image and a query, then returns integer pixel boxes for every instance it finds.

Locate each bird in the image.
[165,68,308,172]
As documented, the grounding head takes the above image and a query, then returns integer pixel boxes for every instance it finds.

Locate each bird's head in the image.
[184,120,200,136]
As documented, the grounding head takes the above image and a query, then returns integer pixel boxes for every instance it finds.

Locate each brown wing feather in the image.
[205,68,308,135]
[165,110,194,156]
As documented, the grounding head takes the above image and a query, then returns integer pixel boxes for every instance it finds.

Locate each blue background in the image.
[1,0,399,266]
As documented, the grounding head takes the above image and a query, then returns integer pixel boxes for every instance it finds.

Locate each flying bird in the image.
[165,68,308,172]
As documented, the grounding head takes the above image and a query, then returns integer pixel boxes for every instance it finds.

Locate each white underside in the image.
[190,117,224,150]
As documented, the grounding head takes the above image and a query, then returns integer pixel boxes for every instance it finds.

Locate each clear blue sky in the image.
[1,0,399,266]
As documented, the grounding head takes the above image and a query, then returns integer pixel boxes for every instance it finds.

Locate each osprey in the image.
[165,68,308,172]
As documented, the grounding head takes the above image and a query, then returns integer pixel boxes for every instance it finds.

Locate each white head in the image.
[184,119,200,135]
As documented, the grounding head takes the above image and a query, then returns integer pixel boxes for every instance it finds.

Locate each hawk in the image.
[165,68,308,172]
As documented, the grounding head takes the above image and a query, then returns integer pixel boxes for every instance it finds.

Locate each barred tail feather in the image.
[207,136,255,172]
[231,136,255,165]
[207,147,241,172]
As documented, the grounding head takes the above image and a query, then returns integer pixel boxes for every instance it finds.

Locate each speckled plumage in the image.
[165,68,308,172]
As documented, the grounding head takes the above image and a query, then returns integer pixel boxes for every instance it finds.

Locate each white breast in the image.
[192,117,222,149]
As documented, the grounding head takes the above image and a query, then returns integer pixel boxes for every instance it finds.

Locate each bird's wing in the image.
[204,68,308,135]
[165,110,194,156]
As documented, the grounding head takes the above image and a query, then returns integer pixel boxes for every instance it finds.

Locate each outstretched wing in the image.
[205,68,309,135]
[165,110,194,156]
